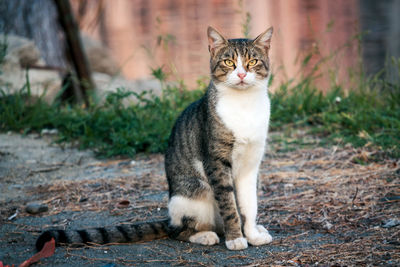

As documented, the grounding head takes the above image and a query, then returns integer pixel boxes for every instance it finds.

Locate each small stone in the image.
[41,128,58,135]
[323,220,333,230]
[382,219,400,228]
[25,202,48,215]
[49,129,58,135]
[41,129,50,135]
[284,183,294,196]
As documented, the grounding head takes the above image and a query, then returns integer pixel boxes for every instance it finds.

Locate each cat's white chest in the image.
[215,84,270,144]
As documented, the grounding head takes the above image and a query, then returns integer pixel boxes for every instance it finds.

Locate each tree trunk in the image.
[54,0,95,106]
[0,0,67,68]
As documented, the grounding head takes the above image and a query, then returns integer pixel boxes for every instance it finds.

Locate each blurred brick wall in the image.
[72,0,359,90]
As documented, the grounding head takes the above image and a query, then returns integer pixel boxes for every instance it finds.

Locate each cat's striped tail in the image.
[35,219,169,251]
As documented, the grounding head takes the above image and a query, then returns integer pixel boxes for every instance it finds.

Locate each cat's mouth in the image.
[223,79,252,89]
[235,80,248,86]
[236,81,250,88]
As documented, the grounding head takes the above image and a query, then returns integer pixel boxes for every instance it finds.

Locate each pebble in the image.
[382,219,400,228]
[25,202,49,214]
[41,128,59,135]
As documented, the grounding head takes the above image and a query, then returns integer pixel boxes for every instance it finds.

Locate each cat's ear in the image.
[253,27,273,53]
[207,26,227,54]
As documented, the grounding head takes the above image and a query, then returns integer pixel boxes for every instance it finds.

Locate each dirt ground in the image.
[0,132,399,266]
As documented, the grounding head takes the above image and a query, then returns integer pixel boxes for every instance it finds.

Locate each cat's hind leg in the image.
[189,231,219,245]
[168,195,220,246]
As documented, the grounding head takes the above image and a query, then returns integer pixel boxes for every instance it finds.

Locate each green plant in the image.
[0,71,55,132]
[270,57,400,158]
[0,68,203,157]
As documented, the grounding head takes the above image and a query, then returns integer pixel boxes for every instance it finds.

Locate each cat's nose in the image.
[237,72,247,80]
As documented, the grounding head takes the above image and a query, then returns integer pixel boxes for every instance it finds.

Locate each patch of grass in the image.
[0,73,204,157]
[59,86,203,157]
[270,60,400,158]
[0,73,55,133]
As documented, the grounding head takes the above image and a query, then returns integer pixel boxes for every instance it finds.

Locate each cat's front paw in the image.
[225,237,248,250]
[246,225,272,246]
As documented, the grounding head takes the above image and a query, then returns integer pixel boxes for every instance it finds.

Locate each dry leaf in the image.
[19,238,55,267]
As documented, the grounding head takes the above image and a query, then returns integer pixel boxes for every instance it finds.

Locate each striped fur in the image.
[36,26,273,251]
[36,220,170,251]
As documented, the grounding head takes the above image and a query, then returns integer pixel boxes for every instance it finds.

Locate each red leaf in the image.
[18,238,55,267]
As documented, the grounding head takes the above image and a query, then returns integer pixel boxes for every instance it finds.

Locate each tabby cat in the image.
[36,26,273,251]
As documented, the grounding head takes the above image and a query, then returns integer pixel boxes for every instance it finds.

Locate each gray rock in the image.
[0,34,162,105]
[82,35,119,76]
[0,34,62,103]
[0,34,42,67]
[25,202,49,215]
[382,219,400,228]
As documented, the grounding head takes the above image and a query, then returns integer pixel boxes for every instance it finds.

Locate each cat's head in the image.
[207,26,273,90]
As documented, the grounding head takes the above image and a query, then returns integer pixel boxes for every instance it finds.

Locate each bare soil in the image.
[0,132,399,266]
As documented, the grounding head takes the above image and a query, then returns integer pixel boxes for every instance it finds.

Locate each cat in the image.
[36,25,273,251]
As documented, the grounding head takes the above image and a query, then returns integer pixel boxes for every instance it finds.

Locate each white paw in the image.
[189,231,220,246]
[246,225,273,246]
[225,237,248,250]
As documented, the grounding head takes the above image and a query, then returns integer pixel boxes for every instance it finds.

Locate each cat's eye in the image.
[248,59,258,66]
[224,60,234,67]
